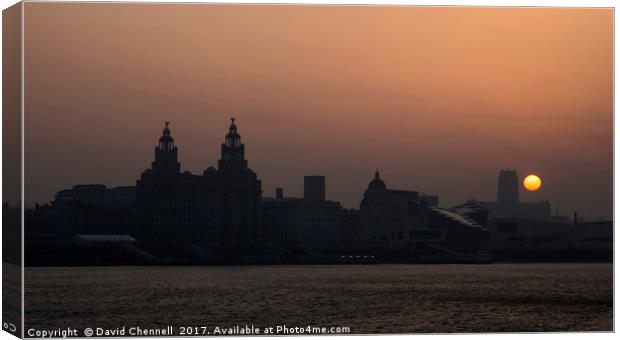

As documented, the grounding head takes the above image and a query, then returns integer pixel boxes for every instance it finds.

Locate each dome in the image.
[158,121,175,150]
[368,169,386,190]
[224,117,242,148]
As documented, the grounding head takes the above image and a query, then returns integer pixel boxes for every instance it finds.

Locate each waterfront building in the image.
[357,170,488,257]
[135,119,262,248]
[261,178,341,250]
[51,184,136,237]
[304,176,326,201]
[358,170,429,248]
[488,218,612,260]
[451,200,489,227]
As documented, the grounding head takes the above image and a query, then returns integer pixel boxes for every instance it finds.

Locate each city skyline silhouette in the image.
[18,3,613,220]
[20,115,613,220]
[20,117,608,223]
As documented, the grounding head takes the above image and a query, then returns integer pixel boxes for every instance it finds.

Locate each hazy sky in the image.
[23,3,612,219]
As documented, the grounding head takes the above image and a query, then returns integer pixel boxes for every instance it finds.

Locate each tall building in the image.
[217,118,263,241]
[470,170,551,221]
[135,119,262,248]
[218,118,247,172]
[497,170,519,206]
[151,121,180,176]
[303,176,326,202]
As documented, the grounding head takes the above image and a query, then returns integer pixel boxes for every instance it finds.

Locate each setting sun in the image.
[523,174,542,191]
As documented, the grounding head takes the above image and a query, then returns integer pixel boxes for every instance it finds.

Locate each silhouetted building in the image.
[497,170,519,206]
[426,207,489,255]
[262,179,341,250]
[217,118,263,241]
[356,170,489,259]
[22,117,606,265]
[339,208,362,248]
[550,214,571,223]
[304,176,326,201]
[420,194,439,207]
[489,218,612,260]
[55,184,107,206]
[475,170,551,220]
[359,170,429,248]
[50,184,136,238]
[135,119,262,248]
[451,200,489,227]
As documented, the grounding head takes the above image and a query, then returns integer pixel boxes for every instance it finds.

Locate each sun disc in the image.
[523,174,542,192]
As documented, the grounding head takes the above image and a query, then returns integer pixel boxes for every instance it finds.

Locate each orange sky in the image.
[23,3,613,219]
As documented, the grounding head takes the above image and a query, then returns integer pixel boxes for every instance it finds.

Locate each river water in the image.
[24,263,612,334]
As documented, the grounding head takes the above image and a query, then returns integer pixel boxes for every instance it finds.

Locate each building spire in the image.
[226,117,240,148]
[151,120,180,176]
[368,168,386,190]
[159,121,174,150]
[219,118,247,171]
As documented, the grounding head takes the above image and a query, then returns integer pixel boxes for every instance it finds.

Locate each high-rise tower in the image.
[218,118,248,172]
[304,176,326,202]
[216,118,262,241]
[497,170,519,207]
[151,121,180,176]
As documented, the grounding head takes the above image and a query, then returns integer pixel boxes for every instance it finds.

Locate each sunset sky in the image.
[23,3,613,219]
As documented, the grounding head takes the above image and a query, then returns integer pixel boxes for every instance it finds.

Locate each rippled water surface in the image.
[25,263,612,333]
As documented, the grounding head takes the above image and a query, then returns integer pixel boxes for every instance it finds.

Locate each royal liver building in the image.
[135,119,262,248]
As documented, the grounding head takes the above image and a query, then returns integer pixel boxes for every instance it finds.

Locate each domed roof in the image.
[158,121,175,150]
[368,169,386,190]
[203,166,217,176]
